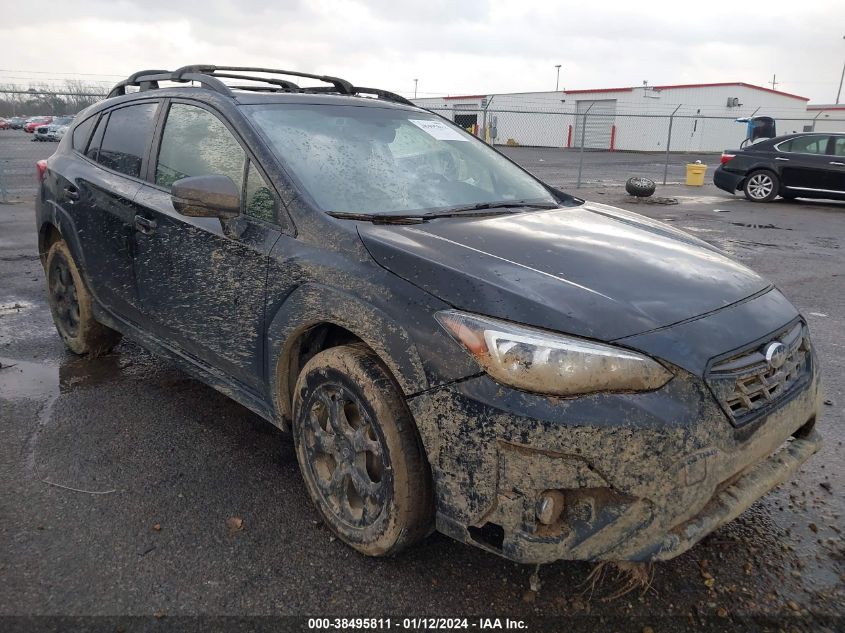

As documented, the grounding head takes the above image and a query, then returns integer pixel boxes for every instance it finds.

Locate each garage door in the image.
[573,99,617,149]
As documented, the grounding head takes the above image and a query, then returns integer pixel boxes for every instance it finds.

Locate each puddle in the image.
[0,357,58,399]
[0,353,130,401]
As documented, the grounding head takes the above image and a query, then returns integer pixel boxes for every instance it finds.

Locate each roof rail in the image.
[106,65,417,107]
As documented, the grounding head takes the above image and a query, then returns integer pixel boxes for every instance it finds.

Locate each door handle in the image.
[830,161,845,166]
[64,185,80,201]
[775,157,789,161]
[134,215,157,235]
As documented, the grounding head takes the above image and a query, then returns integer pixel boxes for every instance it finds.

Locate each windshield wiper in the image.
[422,200,560,217]
[326,211,426,225]
[327,201,560,225]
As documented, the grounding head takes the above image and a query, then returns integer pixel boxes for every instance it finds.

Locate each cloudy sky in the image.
[1,0,844,103]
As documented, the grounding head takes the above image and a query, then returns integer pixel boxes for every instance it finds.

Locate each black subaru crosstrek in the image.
[36,66,822,563]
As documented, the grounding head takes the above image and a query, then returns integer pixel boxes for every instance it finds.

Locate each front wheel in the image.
[292,345,434,556]
[743,170,779,202]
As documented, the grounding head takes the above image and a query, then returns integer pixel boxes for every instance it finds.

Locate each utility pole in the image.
[836,35,845,104]
[555,65,562,91]
[769,74,778,90]
[413,79,418,99]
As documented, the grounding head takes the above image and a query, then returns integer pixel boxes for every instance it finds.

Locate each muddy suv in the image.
[35,66,822,563]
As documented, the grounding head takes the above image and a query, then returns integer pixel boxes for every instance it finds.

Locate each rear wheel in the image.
[45,240,121,355]
[743,170,779,202]
[292,345,433,556]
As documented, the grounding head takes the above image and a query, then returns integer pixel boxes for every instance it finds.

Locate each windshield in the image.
[244,104,557,214]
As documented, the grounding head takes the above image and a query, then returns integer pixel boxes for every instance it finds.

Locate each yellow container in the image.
[686,163,708,186]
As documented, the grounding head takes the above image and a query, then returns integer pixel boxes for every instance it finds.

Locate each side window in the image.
[155,103,245,190]
[244,161,276,222]
[788,136,828,155]
[97,103,158,178]
[71,116,96,152]
[833,137,845,157]
[86,113,108,161]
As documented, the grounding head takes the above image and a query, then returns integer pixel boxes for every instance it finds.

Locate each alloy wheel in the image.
[49,253,80,338]
[747,173,774,200]
[300,384,390,528]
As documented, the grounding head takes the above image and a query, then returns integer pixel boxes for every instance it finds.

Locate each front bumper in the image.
[408,357,821,564]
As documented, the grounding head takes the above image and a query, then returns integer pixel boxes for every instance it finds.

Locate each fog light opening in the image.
[793,416,816,439]
[468,522,505,551]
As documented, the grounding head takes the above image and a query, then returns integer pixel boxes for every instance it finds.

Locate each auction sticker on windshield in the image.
[409,119,470,141]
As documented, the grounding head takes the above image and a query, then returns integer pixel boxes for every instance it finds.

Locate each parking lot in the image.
[1,131,843,630]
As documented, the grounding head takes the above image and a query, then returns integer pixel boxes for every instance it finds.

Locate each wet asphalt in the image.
[0,134,843,631]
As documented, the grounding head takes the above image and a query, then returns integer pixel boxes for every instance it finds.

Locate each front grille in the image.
[707,321,811,426]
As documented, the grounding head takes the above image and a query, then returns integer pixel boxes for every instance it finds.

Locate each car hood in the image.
[357,201,772,341]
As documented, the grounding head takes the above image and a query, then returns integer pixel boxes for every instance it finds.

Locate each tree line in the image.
[0,80,108,118]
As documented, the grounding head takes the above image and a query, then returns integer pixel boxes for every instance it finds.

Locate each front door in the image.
[132,101,283,391]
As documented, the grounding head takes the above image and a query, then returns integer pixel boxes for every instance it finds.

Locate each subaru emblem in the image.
[764,342,787,370]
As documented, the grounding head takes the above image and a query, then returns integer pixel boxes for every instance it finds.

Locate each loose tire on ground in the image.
[45,240,121,355]
[743,170,779,202]
[292,344,434,556]
[625,177,656,197]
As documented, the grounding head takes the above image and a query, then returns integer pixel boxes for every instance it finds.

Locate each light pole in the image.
[555,65,562,91]
[837,36,845,104]
[413,78,418,99]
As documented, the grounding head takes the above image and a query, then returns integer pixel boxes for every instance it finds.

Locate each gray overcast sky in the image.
[1,0,844,103]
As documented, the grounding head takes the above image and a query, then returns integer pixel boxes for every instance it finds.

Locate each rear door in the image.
[776,135,834,193]
[132,100,284,391]
[67,101,159,322]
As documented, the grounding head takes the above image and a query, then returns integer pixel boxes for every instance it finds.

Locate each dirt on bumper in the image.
[407,370,822,564]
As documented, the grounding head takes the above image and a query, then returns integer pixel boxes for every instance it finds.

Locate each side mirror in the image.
[171,175,240,219]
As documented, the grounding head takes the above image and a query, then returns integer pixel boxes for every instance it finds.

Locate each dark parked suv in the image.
[36,66,822,564]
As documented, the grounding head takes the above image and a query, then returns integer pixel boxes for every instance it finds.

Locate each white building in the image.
[413,83,843,152]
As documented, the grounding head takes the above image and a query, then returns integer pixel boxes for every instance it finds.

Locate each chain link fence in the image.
[3,87,845,196]
[425,105,845,189]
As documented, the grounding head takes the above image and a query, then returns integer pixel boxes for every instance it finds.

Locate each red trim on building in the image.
[609,125,616,151]
[444,94,486,101]
[566,125,572,148]
[563,82,807,101]
[564,87,634,95]
[649,82,808,101]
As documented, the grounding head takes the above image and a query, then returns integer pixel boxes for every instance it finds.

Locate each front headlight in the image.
[435,310,672,397]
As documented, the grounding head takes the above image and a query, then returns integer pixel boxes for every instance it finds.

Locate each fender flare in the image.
[38,201,87,277]
[265,282,429,424]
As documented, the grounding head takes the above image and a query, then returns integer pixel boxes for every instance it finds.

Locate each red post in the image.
[610,125,616,151]
[566,125,572,148]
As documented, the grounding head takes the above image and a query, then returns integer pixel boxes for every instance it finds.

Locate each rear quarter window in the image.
[96,102,158,178]
[71,116,96,152]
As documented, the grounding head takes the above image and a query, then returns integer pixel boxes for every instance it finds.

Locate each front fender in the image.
[265,282,429,425]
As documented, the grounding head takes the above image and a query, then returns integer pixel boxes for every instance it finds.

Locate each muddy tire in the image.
[625,176,656,197]
[743,170,779,202]
[45,240,121,355]
[292,344,433,556]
